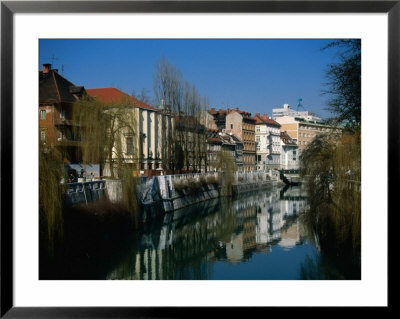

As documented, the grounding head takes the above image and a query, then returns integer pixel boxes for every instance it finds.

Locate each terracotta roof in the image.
[208,107,252,118]
[227,107,252,117]
[207,137,222,144]
[253,113,281,127]
[207,128,219,133]
[208,108,218,115]
[86,87,155,110]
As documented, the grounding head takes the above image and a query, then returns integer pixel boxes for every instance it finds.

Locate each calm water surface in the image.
[104,185,343,280]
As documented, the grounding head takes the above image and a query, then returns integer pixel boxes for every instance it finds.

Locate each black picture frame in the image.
[1,0,394,317]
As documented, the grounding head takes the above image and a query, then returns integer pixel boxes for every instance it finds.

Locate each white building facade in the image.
[280,131,299,170]
[86,87,173,176]
[137,107,173,171]
[254,113,281,170]
[272,103,322,122]
[276,115,342,156]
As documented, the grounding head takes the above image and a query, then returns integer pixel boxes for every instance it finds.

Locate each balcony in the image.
[54,118,76,126]
[55,137,81,147]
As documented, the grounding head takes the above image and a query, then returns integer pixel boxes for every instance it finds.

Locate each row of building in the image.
[39,63,341,178]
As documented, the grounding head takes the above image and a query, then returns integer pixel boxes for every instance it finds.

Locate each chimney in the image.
[42,64,51,74]
[255,113,260,117]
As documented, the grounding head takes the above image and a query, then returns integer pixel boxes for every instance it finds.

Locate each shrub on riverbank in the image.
[199,175,208,186]
[119,169,139,228]
[173,179,185,191]
[187,178,202,193]
[215,150,237,196]
[174,175,219,193]
[39,145,65,256]
[207,175,219,186]
[300,130,361,277]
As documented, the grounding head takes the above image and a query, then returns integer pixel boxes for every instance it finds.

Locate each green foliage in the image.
[39,144,65,255]
[105,103,138,178]
[187,177,203,194]
[72,96,138,178]
[300,134,336,203]
[72,97,107,166]
[120,169,139,227]
[215,150,237,196]
[300,130,361,264]
[205,175,219,185]
[322,39,361,127]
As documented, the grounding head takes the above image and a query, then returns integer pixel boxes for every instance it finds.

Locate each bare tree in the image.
[154,55,211,173]
[322,39,361,128]
[200,96,211,171]
[132,88,151,105]
[153,54,183,173]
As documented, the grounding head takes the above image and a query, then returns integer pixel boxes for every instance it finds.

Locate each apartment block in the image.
[253,113,281,170]
[276,115,342,154]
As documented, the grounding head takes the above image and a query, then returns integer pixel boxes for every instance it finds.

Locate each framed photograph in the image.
[1,0,395,317]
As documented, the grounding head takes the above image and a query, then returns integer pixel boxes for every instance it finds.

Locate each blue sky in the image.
[39,39,341,119]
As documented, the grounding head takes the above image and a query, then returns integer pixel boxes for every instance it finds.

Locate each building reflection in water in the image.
[106,185,308,280]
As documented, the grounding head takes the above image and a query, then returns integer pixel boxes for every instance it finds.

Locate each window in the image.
[40,130,46,141]
[60,109,66,120]
[293,150,296,156]
[231,124,233,129]
[126,137,133,155]
[257,155,261,162]
[40,110,46,120]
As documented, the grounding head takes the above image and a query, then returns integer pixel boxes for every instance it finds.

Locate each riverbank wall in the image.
[138,170,282,213]
[64,170,283,213]
[139,173,221,213]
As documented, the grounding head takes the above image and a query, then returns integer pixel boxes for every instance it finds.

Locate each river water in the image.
[99,184,356,280]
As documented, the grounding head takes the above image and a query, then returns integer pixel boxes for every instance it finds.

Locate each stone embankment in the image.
[137,170,282,213]
[64,170,283,213]
[139,173,221,213]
